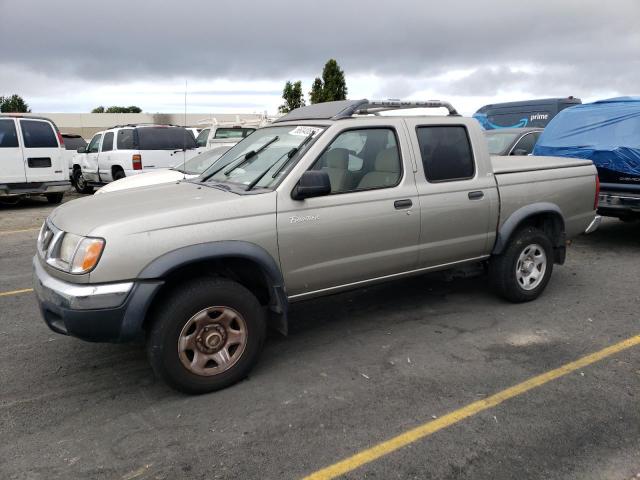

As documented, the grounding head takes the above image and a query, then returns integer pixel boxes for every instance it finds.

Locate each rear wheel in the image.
[489,226,554,302]
[113,169,125,181]
[46,192,64,204]
[147,278,266,394]
[73,169,94,194]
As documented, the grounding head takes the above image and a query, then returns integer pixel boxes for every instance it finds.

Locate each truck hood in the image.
[50,181,269,237]
[95,169,196,195]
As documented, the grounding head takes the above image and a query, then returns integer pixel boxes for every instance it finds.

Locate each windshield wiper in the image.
[270,131,316,179]
[223,136,279,175]
[201,135,279,181]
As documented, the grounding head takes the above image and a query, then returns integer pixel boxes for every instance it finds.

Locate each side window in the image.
[311,128,401,194]
[0,119,19,148]
[20,120,58,148]
[101,132,114,152]
[196,128,209,147]
[117,129,135,149]
[87,134,102,153]
[511,132,538,155]
[416,126,475,182]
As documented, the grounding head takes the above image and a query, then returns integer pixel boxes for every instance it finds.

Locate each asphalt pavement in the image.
[1,193,638,479]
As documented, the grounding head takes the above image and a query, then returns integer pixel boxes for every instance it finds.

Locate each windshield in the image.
[174,146,231,174]
[202,125,324,189]
[485,131,520,155]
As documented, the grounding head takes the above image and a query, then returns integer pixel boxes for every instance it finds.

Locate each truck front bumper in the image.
[0,181,70,197]
[33,256,162,342]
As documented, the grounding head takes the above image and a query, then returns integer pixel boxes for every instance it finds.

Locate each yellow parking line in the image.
[0,227,40,235]
[303,334,640,480]
[0,288,33,297]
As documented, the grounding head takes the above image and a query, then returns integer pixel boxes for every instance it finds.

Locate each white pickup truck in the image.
[34,100,600,393]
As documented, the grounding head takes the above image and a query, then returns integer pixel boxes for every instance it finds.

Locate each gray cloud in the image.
[0,0,638,105]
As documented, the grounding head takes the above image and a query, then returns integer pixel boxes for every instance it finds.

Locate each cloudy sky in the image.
[1,0,638,115]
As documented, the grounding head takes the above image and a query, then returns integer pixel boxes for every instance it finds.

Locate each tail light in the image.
[132,154,142,170]
[56,131,65,148]
[594,175,600,210]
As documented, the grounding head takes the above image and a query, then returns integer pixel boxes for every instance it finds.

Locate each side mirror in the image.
[77,146,87,153]
[511,148,528,156]
[291,170,331,200]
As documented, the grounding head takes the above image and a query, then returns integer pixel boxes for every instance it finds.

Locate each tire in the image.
[113,169,125,181]
[46,192,64,204]
[489,226,554,302]
[73,169,94,194]
[147,277,267,394]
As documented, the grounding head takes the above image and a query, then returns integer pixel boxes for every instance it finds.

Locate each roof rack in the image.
[111,123,182,128]
[273,99,459,123]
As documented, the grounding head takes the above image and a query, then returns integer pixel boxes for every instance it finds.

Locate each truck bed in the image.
[490,155,593,174]
[491,155,597,240]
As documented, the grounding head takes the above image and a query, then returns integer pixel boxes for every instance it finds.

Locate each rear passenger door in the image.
[405,121,497,268]
[83,132,102,177]
[19,119,64,183]
[98,131,114,179]
[277,125,421,297]
[0,118,25,183]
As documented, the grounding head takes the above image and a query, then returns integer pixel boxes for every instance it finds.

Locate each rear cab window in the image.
[20,120,59,148]
[0,119,19,148]
[62,136,87,151]
[416,126,475,182]
[136,127,197,150]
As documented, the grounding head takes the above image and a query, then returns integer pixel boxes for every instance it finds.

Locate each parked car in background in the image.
[95,145,232,194]
[0,114,69,204]
[61,133,87,183]
[484,128,543,156]
[534,96,640,221]
[196,117,272,151]
[76,124,198,192]
[474,97,581,130]
[33,99,600,394]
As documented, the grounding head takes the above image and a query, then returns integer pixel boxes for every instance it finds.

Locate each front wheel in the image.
[147,278,266,394]
[73,169,94,194]
[489,226,554,302]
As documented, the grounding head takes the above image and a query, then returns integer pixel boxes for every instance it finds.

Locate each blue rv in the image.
[474,97,581,130]
[534,97,640,221]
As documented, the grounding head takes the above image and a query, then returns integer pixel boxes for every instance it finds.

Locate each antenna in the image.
[183,79,187,179]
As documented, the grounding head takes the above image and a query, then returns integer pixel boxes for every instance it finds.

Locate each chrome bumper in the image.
[584,215,602,234]
[33,256,133,310]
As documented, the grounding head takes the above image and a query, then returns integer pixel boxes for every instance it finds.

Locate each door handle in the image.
[468,191,484,200]
[394,199,413,209]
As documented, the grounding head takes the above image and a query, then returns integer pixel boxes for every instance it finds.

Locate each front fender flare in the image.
[136,240,288,335]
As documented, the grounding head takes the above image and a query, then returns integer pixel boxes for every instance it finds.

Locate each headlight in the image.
[43,229,105,274]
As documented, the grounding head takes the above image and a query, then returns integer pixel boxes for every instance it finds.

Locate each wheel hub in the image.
[522,259,535,274]
[196,324,227,354]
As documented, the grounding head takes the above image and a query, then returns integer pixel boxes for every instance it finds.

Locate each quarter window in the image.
[311,128,401,193]
[20,120,58,148]
[0,119,18,148]
[87,133,102,153]
[102,132,114,152]
[416,126,475,182]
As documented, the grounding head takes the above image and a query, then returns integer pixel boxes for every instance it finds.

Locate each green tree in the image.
[278,81,305,114]
[321,59,347,102]
[92,105,142,113]
[0,94,30,113]
[309,77,325,104]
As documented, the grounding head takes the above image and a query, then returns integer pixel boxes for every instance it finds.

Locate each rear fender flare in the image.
[493,202,565,255]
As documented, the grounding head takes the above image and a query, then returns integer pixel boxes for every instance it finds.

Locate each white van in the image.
[77,124,198,191]
[0,115,69,204]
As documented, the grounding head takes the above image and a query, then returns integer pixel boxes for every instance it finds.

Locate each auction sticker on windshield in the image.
[289,126,323,136]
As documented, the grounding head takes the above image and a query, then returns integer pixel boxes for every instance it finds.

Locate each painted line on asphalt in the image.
[0,288,34,297]
[0,227,40,235]
[302,334,640,480]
